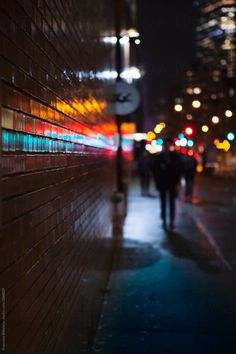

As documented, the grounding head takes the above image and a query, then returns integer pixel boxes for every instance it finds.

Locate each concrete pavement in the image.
[92,177,236,354]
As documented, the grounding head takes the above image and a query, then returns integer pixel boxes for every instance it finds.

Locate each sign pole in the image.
[115,0,123,193]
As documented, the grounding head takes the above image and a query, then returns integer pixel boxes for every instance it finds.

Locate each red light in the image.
[181,148,187,154]
[185,127,193,136]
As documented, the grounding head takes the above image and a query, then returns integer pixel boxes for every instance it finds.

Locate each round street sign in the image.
[104,81,140,115]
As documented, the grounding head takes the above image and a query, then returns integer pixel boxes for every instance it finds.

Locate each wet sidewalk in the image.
[92,178,236,354]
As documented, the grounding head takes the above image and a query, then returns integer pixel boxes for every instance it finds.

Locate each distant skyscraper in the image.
[196,0,236,78]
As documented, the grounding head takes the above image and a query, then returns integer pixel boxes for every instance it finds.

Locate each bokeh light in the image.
[225,110,233,118]
[227,132,235,141]
[174,104,183,112]
[201,125,209,132]
[212,116,220,124]
[192,100,201,108]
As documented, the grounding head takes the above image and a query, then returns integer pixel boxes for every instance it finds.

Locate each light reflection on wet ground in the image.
[93,177,236,354]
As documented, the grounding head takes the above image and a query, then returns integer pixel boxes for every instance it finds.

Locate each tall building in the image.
[196,0,236,79]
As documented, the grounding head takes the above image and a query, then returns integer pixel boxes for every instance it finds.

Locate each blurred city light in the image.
[134,39,141,45]
[96,70,118,80]
[120,67,141,80]
[154,123,165,134]
[202,125,209,132]
[212,116,220,124]
[193,87,202,95]
[133,133,147,141]
[147,131,156,141]
[156,138,164,145]
[225,110,233,117]
[197,164,204,173]
[187,149,194,156]
[186,114,193,120]
[119,36,129,44]
[185,127,194,135]
[175,139,181,146]
[227,132,235,141]
[174,104,183,112]
[198,145,205,153]
[145,144,152,151]
[187,139,194,147]
[155,145,163,152]
[126,28,140,38]
[102,36,117,44]
[192,100,201,108]
[180,138,187,147]
[214,139,231,152]
[145,143,162,154]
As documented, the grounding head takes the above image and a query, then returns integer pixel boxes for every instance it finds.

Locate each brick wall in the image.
[0,0,117,352]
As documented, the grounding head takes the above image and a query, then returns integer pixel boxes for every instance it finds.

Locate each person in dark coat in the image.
[153,139,183,229]
[137,150,151,196]
[182,152,197,202]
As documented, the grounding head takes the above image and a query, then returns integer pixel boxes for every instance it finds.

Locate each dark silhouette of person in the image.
[153,139,183,229]
[137,149,151,196]
[182,152,197,202]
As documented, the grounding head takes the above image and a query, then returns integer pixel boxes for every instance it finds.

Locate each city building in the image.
[0,1,138,353]
[196,0,236,79]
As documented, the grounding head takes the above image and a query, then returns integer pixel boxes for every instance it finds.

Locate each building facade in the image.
[0,0,123,352]
[196,0,236,79]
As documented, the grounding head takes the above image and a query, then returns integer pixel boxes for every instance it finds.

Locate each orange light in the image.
[197,164,203,173]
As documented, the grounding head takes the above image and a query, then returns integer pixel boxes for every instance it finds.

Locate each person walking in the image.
[182,152,197,202]
[153,139,182,229]
[137,149,152,196]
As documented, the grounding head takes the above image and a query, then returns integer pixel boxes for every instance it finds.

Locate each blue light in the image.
[156,138,163,145]
[187,140,194,147]
[178,133,184,139]
[227,132,235,141]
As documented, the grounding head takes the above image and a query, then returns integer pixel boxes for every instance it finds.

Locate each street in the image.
[93,175,236,354]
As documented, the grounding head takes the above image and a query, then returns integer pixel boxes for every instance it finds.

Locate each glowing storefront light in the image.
[102,36,117,44]
[120,67,141,81]
[126,28,140,38]
[133,133,147,141]
[96,70,118,80]
[119,36,129,44]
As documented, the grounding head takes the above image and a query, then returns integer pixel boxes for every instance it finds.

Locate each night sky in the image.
[137,0,197,108]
